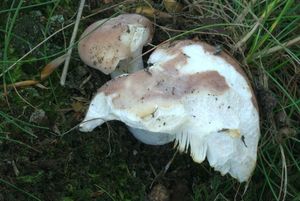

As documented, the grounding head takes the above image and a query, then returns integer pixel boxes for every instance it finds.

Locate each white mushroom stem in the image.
[128,127,175,145]
[129,47,145,73]
[111,47,144,78]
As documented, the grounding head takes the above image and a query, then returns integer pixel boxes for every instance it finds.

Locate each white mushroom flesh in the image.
[79,40,260,182]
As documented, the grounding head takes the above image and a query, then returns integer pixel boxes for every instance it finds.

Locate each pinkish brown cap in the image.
[78,14,154,74]
[79,40,260,182]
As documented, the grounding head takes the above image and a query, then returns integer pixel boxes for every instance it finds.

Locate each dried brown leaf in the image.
[3,80,39,88]
[1,54,66,89]
[41,54,67,80]
[163,0,183,13]
[135,6,172,18]
[72,101,85,112]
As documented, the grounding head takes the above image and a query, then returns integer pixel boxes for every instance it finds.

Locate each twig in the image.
[60,0,86,85]
[150,149,178,188]
[163,149,178,174]
[1,54,67,89]
[278,145,287,201]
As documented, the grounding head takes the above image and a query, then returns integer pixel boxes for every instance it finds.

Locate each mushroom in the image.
[79,40,260,182]
[78,14,153,78]
[78,13,167,144]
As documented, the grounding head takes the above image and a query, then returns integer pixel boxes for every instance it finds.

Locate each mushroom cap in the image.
[79,40,260,182]
[78,14,154,74]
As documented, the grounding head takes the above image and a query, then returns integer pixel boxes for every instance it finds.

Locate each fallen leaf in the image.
[1,54,66,89]
[163,0,183,13]
[136,6,172,18]
[3,80,39,88]
[40,54,67,80]
[72,101,85,112]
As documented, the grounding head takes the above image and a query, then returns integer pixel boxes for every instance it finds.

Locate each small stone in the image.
[50,15,64,23]
[148,184,170,201]
[133,150,138,156]
[29,109,46,124]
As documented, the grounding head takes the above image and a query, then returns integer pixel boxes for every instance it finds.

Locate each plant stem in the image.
[60,0,85,86]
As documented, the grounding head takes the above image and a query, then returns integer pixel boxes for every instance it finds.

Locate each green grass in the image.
[0,0,299,200]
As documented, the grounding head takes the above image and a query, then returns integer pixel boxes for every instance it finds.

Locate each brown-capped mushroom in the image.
[78,14,153,77]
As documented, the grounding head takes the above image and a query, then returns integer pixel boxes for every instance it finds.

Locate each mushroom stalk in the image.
[111,47,144,78]
[128,127,175,145]
[129,47,145,73]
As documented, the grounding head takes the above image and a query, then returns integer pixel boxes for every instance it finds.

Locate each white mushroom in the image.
[79,40,260,182]
[78,14,168,144]
[78,14,153,78]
